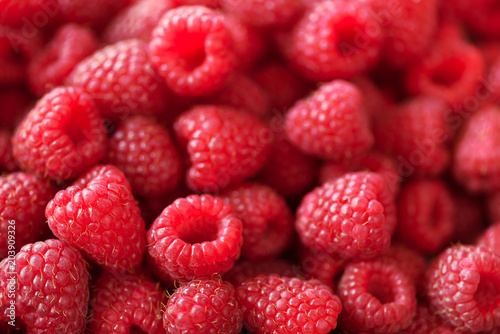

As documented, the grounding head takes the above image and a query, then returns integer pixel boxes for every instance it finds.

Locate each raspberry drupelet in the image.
[12,86,107,182]
[149,5,236,96]
[147,194,243,281]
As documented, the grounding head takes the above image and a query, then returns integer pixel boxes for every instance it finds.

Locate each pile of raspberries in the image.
[1,0,500,333]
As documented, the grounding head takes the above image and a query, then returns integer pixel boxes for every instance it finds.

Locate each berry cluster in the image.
[1,0,500,333]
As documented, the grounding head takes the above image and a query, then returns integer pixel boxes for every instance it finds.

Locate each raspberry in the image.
[71,164,129,190]
[373,96,451,176]
[221,182,294,261]
[0,130,17,172]
[298,246,345,290]
[0,172,56,259]
[68,39,169,121]
[138,185,192,227]
[477,224,500,256]
[27,23,99,97]
[258,135,317,198]
[102,0,176,43]
[164,277,243,334]
[12,87,107,181]
[452,191,487,244]
[0,0,46,28]
[445,0,500,37]
[489,192,500,223]
[45,167,147,272]
[220,0,301,28]
[282,0,384,81]
[351,75,395,123]
[236,274,342,334]
[453,105,500,193]
[399,303,456,334]
[174,105,271,193]
[200,73,270,118]
[149,6,236,96]
[223,259,298,286]
[107,116,183,197]
[426,245,500,332]
[338,258,417,333]
[147,194,243,281]
[285,80,373,160]
[383,244,427,288]
[295,172,396,260]
[89,271,165,334]
[57,0,131,31]
[0,239,90,333]
[395,179,455,255]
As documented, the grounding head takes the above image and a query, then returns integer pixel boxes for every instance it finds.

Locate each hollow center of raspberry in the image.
[178,216,219,244]
[336,17,361,55]
[175,33,206,71]
[62,109,93,146]
[474,272,500,311]
[367,274,396,304]
[431,57,465,86]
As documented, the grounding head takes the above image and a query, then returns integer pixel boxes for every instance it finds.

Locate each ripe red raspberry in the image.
[164,277,243,334]
[0,239,89,333]
[0,130,17,172]
[12,86,107,181]
[405,38,485,108]
[298,246,345,290]
[103,0,176,43]
[147,194,243,281]
[395,179,455,255]
[224,259,298,286]
[282,0,383,81]
[149,6,236,96]
[46,167,147,272]
[296,172,396,260]
[200,73,270,118]
[221,182,294,261]
[236,274,342,334]
[372,0,439,68]
[444,0,500,37]
[398,303,456,334]
[0,172,57,258]
[68,39,168,121]
[71,164,129,190]
[89,271,165,334]
[452,191,487,244]
[453,105,500,193]
[383,244,427,288]
[221,0,301,28]
[258,135,317,198]
[373,96,451,176]
[426,245,500,332]
[57,0,131,31]
[174,105,271,193]
[351,75,395,123]
[489,192,500,223]
[0,0,46,28]
[477,224,500,256]
[338,258,417,333]
[285,80,373,160]
[107,116,182,197]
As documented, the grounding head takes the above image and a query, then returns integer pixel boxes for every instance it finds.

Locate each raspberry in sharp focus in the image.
[45,167,147,273]
[0,239,90,333]
[426,245,500,332]
[0,172,57,259]
[221,182,294,261]
[89,271,165,334]
[147,194,243,281]
[285,79,373,161]
[12,86,107,182]
[174,105,271,193]
[107,116,183,197]
[236,274,342,334]
[295,172,396,260]
[68,39,169,121]
[338,258,417,333]
[148,5,236,96]
[164,277,243,334]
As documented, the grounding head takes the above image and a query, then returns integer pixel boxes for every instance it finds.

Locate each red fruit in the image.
[223,259,298,286]
[70,164,128,190]
[298,246,345,290]
[452,191,487,244]
[444,0,500,37]
[295,172,396,260]
[0,89,32,131]
[221,0,301,28]
[489,192,500,223]
[68,39,169,121]
[426,245,500,332]
[383,244,427,287]
[28,23,99,96]
[398,303,456,334]
[338,258,417,333]
[285,80,373,160]
[0,239,89,333]
[149,6,236,96]
[12,87,107,181]
[164,277,243,334]
[89,271,164,334]
[236,274,342,334]
[453,105,500,193]
[0,0,47,28]
[395,179,455,255]
[46,167,146,272]
[0,172,57,258]
[477,224,500,256]
[221,182,294,261]
[107,116,182,197]
[147,194,243,281]
[57,0,131,31]
[0,130,17,172]
[174,105,271,193]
